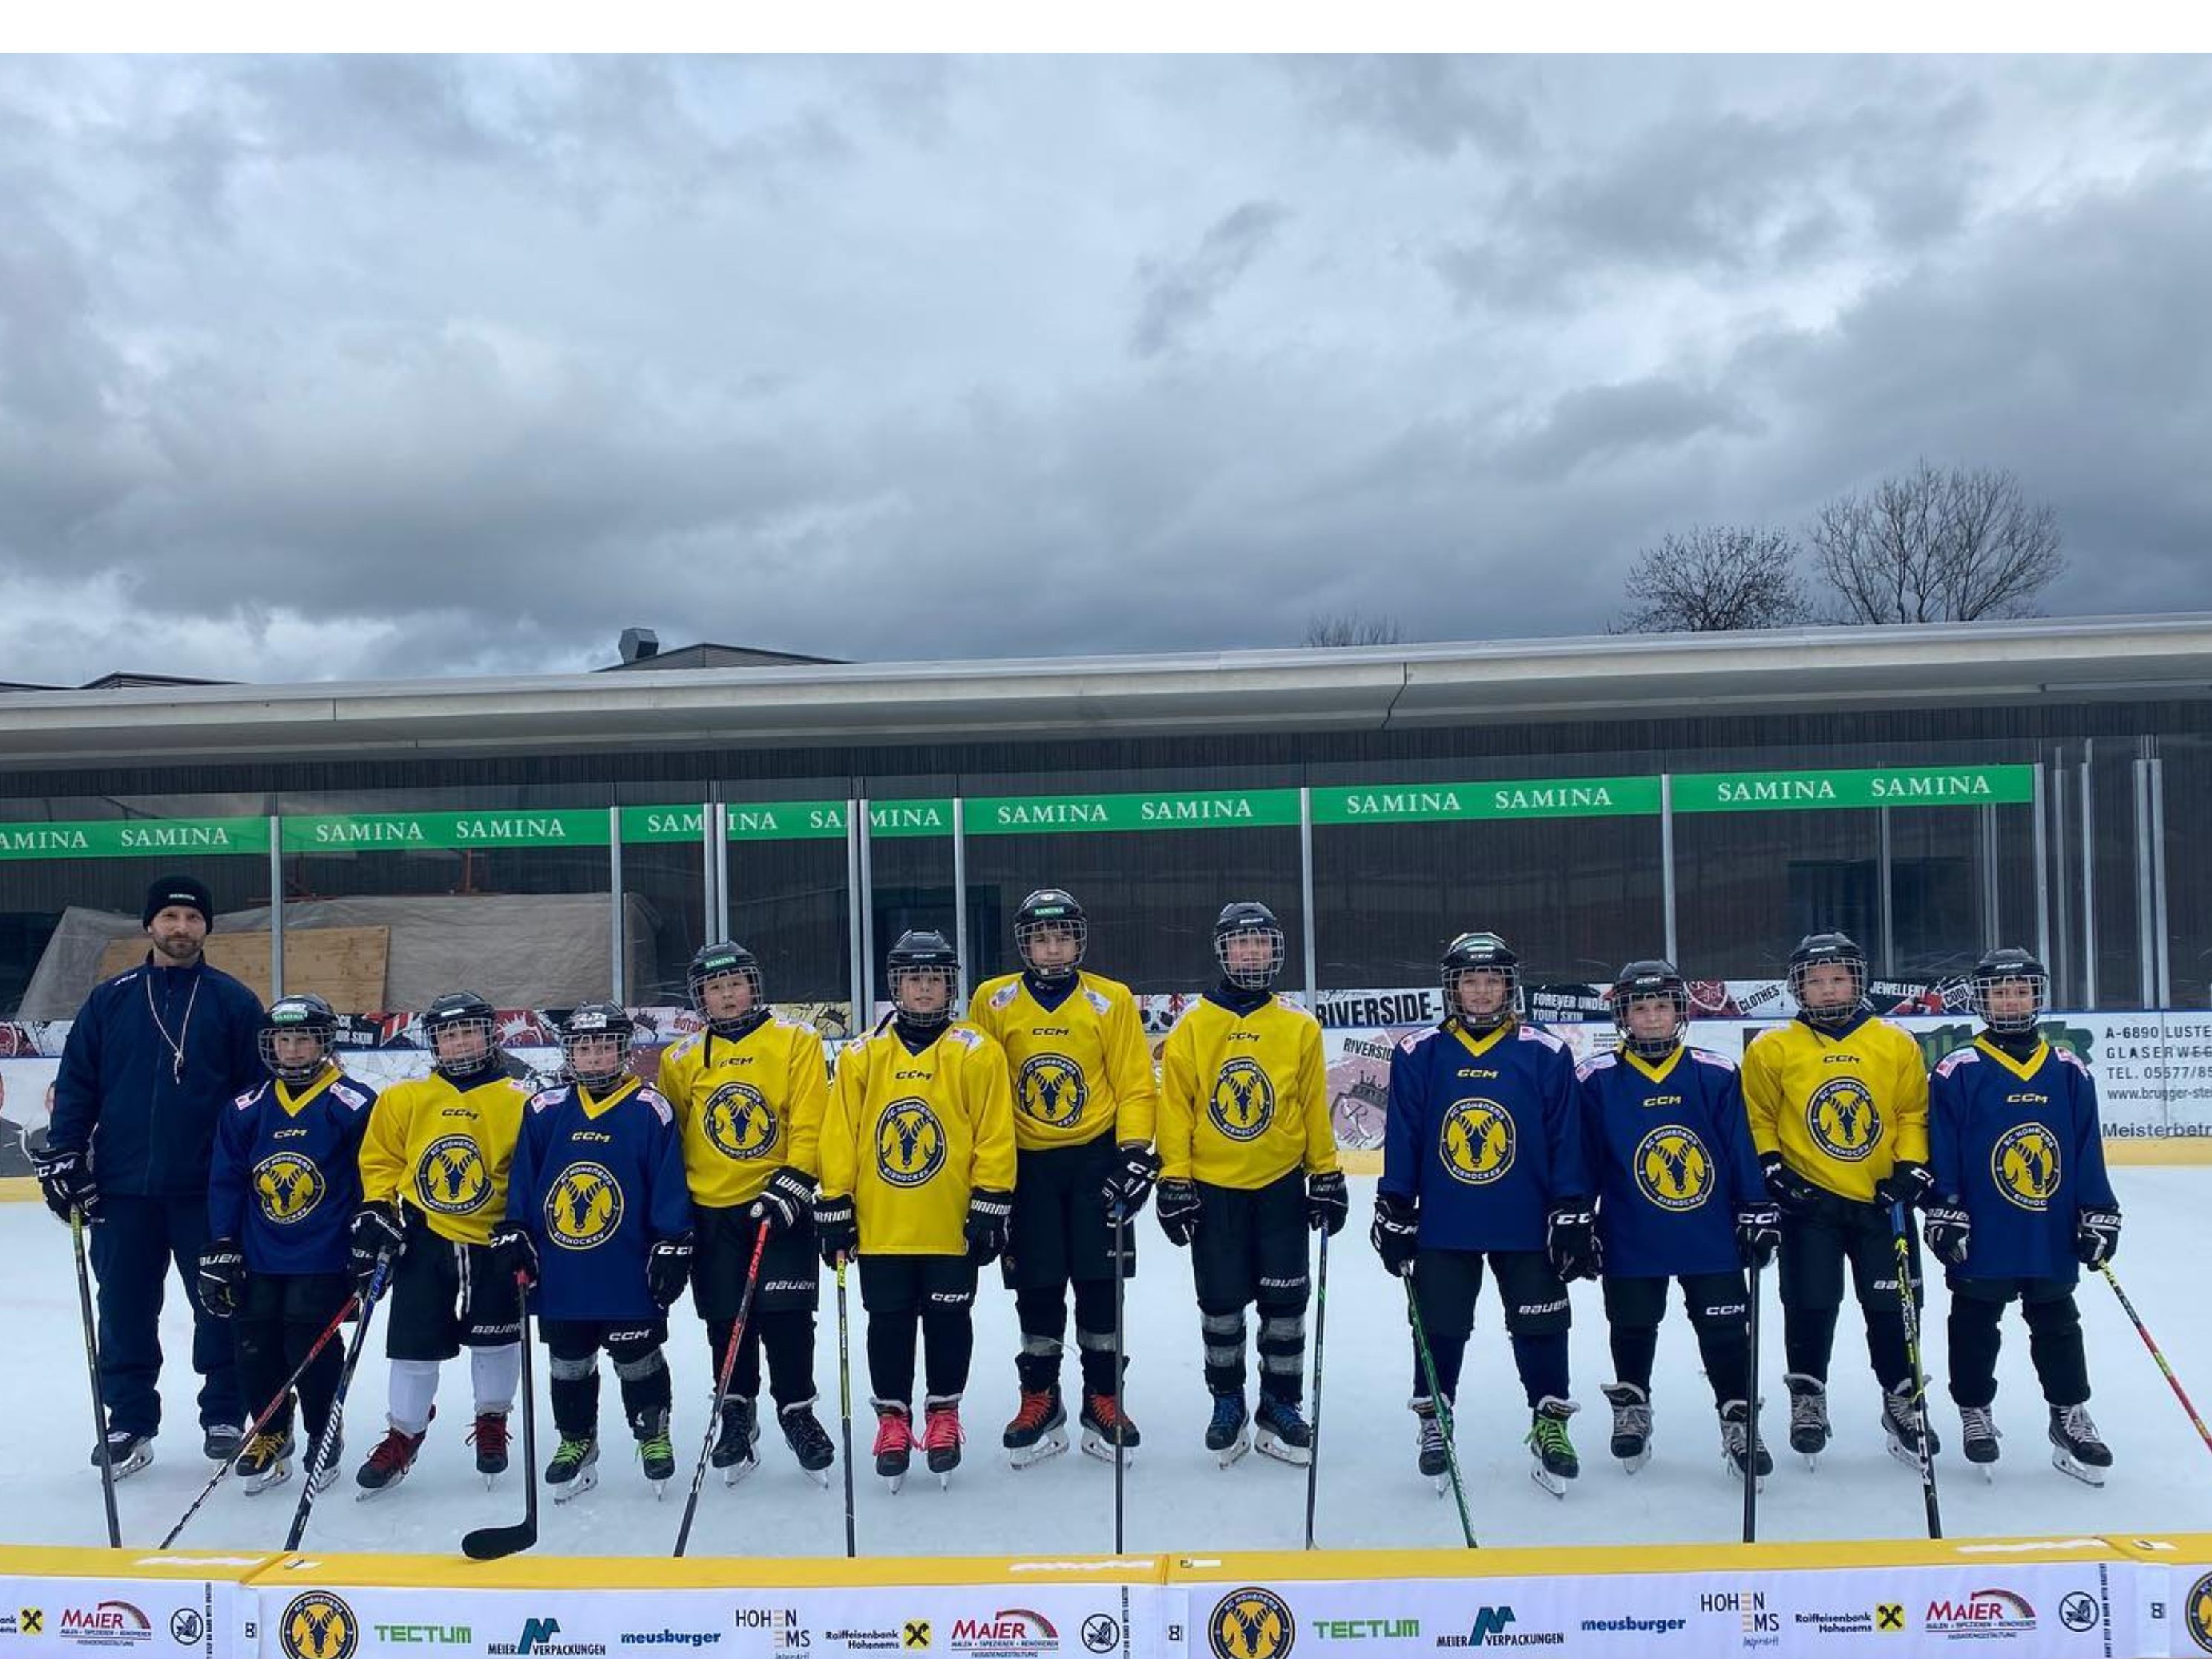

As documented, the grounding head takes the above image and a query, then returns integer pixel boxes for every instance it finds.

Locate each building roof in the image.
[597,641,842,672]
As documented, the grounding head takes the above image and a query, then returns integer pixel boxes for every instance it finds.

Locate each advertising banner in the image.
[0,1547,265,1659]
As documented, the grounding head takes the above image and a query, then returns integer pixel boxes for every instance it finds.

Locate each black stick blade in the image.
[461,1520,537,1563]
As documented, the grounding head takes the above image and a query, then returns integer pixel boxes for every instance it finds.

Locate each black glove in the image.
[1370,1191,1419,1277]
[1156,1177,1201,1248]
[814,1193,857,1267]
[349,1200,406,1296]
[197,1237,246,1318]
[1759,1152,1821,1217]
[488,1220,539,1290]
[1105,1145,1162,1220]
[2075,1205,2121,1269]
[648,1233,694,1309]
[1874,1160,1937,1211]
[1735,1202,1782,1270]
[1545,1197,1600,1283]
[1923,1200,1972,1268]
[750,1165,817,1236]
[965,1188,1013,1265]
[1306,1170,1349,1235]
[33,1145,98,1224]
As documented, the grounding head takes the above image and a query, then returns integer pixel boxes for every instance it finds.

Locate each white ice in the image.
[1,1171,2206,1561]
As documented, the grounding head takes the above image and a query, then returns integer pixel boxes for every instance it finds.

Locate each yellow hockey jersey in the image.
[1157,995,1338,1191]
[966,971,1159,1152]
[1741,1014,1931,1202]
[656,1018,829,1208]
[359,1070,531,1245]
[819,1022,1017,1256]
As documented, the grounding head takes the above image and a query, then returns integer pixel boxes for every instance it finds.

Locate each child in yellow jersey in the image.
[657,941,837,1485]
[815,931,1015,1491]
[1741,932,1937,1469]
[348,992,533,1496]
[967,889,1158,1467]
[1156,903,1345,1468]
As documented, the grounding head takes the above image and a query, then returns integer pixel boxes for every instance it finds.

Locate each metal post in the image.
[267,812,285,999]
[1878,805,1897,979]
[857,798,877,1024]
[700,802,720,953]
[2081,748,2098,1010]
[1659,775,1678,966]
[2134,758,2156,1007]
[952,796,969,985]
[844,799,864,1033]
[2032,765,2051,977]
[608,805,626,1004]
[1980,804,2001,953]
[2051,756,2072,1008]
[713,803,732,941]
[2152,756,2172,1008]
[1300,785,1318,1010]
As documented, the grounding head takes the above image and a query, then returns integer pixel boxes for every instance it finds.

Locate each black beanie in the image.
[143,874,215,929]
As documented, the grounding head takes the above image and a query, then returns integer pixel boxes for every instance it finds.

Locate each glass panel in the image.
[615,785,711,1008]
[721,782,857,1027]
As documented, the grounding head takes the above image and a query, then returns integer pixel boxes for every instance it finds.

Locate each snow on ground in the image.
[0,1171,2206,1562]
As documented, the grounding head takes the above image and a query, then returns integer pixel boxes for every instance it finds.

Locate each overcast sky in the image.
[2,53,2209,684]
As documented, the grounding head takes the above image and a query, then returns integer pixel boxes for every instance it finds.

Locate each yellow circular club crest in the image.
[1440,1097,1514,1186]
[1209,1589,1295,1659]
[278,1591,359,1659]
[1208,1059,1275,1142]
[1633,1125,1714,1212]
[1018,1053,1088,1128]
[1990,1122,2062,1213]
[545,1160,624,1249]
[1805,1076,1882,1162]
[877,1099,948,1188]
[2183,1568,2212,1655]
[252,1151,326,1226]
[704,1081,778,1161]
[415,1133,491,1214]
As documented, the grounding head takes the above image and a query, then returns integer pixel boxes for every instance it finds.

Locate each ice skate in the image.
[923,1395,964,1485]
[546,1433,599,1502]
[1784,1372,1829,1468]
[1719,1399,1770,1486]
[469,1410,510,1487]
[779,1398,836,1486]
[88,1429,154,1481]
[1601,1381,1652,1473]
[354,1413,431,1499]
[1080,1390,1140,1464]
[1880,1381,1942,1467]
[1410,1396,1449,1491]
[872,1401,913,1493]
[1960,1404,2000,1479]
[1254,1393,1312,1467]
[202,1423,245,1465]
[1004,1384,1068,1468]
[635,1407,675,1496]
[1205,1391,1251,1467]
[2048,1404,2111,1487]
[235,1426,295,1494]
[1525,1396,1580,1497]
[713,1396,761,1485]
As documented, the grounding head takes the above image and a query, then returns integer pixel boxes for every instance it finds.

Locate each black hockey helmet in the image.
[1787,932,1866,1028]
[560,1001,636,1089]
[1213,900,1285,990]
[422,989,500,1082]
[1611,959,1689,1061]
[259,992,337,1084]
[886,929,961,1028]
[1442,931,1519,1033]
[687,940,764,1033]
[1969,946,2049,1035]
[1014,889,1087,981]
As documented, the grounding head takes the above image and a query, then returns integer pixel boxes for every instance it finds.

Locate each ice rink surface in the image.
[1,1171,2205,1562]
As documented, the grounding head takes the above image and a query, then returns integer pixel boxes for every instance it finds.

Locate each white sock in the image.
[472,1344,521,1414]
[387,1360,441,1434]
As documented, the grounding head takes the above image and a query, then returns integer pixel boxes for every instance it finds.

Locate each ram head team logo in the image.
[2182,1568,2212,1655]
[1991,1122,2062,1213]
[704,1081,778,1161]
[1806,1077,1882,1162]
[1440,1097,1514,1185]
[1208,1059,1275,1142]
[252,1151,327,1226]
[1018,1053,1087,1129]
[877,1099,948,1187]
[414,1133,491,1214]
[1633,1125,1713,1212]
[543,1161,623,1249]
[1208,1588,1295,1659]
[278,1591,359,1659]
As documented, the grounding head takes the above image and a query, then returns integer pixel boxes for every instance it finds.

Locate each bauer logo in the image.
[877,1100,949,1187]
[278,1591,358,1659]
[1634,1125,1714,1212]
[1439,1099,1514,1186]
[1990,1123,2062,1212]
[1805,1077,1882,1162]
[1210,1590,1295,1659]
[416,1133,492,1214]
[1018,1053,1087,1128]
[254,1151,327,1225]
[2185,1571,2212,1655]
[546,1160,624,1249]
[1209,1061,1275,1142]
[1922,1589,2034,1639]
[705,1082,779,1161]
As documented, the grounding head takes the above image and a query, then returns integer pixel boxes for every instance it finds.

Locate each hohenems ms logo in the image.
[1209,1590,1294,1659]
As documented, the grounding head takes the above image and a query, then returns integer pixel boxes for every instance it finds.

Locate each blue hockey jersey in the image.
[509,1076,693,1322]
[1577,1045,1765,1278]
[209,1067,378,1276]
[1928,1037,2116,1286]
[1382,1018,1587,1252]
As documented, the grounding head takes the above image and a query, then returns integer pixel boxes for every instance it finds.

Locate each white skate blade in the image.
[100,1447,154,1481]
[1528,1462,1568,1499]
[243,1462,293,1495]
[1431,1474,1449,1497]
[1724,1457,1765,1493]
[802,1465,833,1488]
[2051,1448,2107,1487]
[883,1470,905,1493]
[1254,1430,1311,1467]
[1885,1439,1924,1470]
[1618,1448,1651,1475]
[354,1468,411,1501]
[551,1467,598,1504]
[721,1456,760,1488]
[1007,1429,1067,1469]
[1080,1429,1136,1465]
[1214,1427,1252,1468]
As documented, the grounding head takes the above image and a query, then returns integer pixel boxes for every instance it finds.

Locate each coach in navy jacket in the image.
[41,874,262,1461]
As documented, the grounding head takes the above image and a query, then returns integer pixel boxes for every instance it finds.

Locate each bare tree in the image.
[1806,462,2065,624]
[1303,611,1405,647]
[1615,525,1811,633]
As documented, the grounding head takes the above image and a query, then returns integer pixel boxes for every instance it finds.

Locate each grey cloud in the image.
[1489,376,1761,481]
[1275,55,1536,159]
[1129,200,1292,359]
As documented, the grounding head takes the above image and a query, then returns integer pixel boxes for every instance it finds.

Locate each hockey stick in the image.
[160,1286,361,1547]
[1741,1257,1762,1543]
[1890,1203,1943,1539]
[286,1253,395,1551]
[2100,1263,2212,1459]
[461,1274,539,1561]
[673,1222,769,1557]
[1303,1229,1329,1551]
[71,1208,122,1548]
[836,1258,857,1560]
[1110,1202,1128,1557]
[1405,1269,1477,1549]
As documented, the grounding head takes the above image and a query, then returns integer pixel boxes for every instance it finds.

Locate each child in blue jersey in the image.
[1577,961,1779,1482]
[1370,932,1595,1496]
[200,995,377,1493]
[500,1004,693,1500]
[1924,949,2121,1485]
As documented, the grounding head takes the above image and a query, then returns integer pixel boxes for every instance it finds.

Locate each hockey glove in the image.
[965,1188,1014,1266]
[750,1165,817,1236]
[648,1233,695,1309]
[197,1237,246,1318]
[1758,1152,1821,1217]
[1306,1169,1349,1236]
[2075,1205,2122,1269]
[1156,1177,1201,1248]
[349,1200,407,1295]
[1545,1197,1601,1283]
[1370,1191,1419,1278]
[1105,1144,1162,1220]
[487,1220,539,1291]
[1873,1160,1936,1211]
[33,1145,98,1225]
[813,1194,857,1266]
[1734,1202,1782,1270]
[1922,1200,1972,1268]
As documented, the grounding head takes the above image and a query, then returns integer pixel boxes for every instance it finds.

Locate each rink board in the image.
[0,1545,269,1657]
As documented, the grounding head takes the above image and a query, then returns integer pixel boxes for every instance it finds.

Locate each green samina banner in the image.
[0,818,271,860]
[282,811,610,851]
[1310,776,1661,825]
[966,789,1303,834]
[620,801,952,842]
[1672,765,2036,813]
